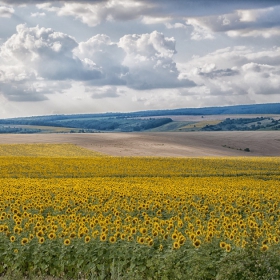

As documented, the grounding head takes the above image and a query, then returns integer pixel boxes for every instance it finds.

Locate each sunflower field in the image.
[1,144,280,279]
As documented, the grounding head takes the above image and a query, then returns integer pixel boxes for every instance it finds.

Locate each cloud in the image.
[185,5,280,38]
[19,0,277,32]
[118,31,195,89]
[165,22,187,29]
[0,4,14,17]
[141,16,171,25]
[2,24,102,80]
[74,34,128,86]
[87,86,121,99]
[75,30,195,89]
[241,62,280,95]
[3,0,280,15]
[37,1,155,27]
[186,19,215,40]
[0,25,195,102]
[30,12,45,17]
[227,28,280,38]
[178,46,280,98]
[0,24,102,101]
[6,0,278,41]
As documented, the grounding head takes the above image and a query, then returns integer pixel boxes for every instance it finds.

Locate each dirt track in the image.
[0,132,279,157]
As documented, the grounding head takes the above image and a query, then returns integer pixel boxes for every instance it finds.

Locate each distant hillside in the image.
[0,103,279,133]
[142,103,280,116]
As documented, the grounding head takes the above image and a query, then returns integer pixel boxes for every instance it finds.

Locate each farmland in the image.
[0,131,279,157]
[0,144,280,279]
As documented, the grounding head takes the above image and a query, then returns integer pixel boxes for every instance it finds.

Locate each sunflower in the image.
[138,237,145,244]
[100,234,107,242]
[64,238,71,246]
[172,233,178,240]
[189,233,195,240]
[48,232,56,240]
[109,236,116,243]
[36,230,44,238]
[10,235,16,242]
[179,238,185,245]
[21,237,28,245]
[260,244,268,252]
[140,228,147,234]
[173,241,180,250]
[152,230,158,237]
[38,237,45,244]
[85,236,91,243]
[226,244,231,252]
[273,236,279,243]
[193,239,201,248]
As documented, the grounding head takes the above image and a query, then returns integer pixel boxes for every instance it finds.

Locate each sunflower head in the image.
[85,236,91,243]
[21,237,28,246]
[260,244,268,252]
[172,233,178,240]
[64,238,71,246]
[109,236,116,243]
[226,244,231,252]
[48,232,56,240]
[10,235,16,242]
[100,234,107,242]
[193,239,201,248]
[173,241,180,250]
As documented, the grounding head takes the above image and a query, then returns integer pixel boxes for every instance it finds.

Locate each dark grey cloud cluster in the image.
[198,68,239,79]
[186,5,280,39]
[2,0,279,9]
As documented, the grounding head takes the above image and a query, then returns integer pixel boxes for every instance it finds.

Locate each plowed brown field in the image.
[0,131,279,157]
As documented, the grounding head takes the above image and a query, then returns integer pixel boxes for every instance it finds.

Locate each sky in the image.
[0,0,280,118]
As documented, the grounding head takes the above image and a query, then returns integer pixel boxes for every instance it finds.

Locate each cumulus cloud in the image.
[74,34,128,86]
[0,24,102,101]
[0,25,195,102]
[178,46,280,98]
[75,30,195,89]
[2,24,102,80]
[118,31,195,89]
[185,5,280,38]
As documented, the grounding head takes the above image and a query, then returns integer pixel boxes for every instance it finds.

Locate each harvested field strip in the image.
[0,144,104,157]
